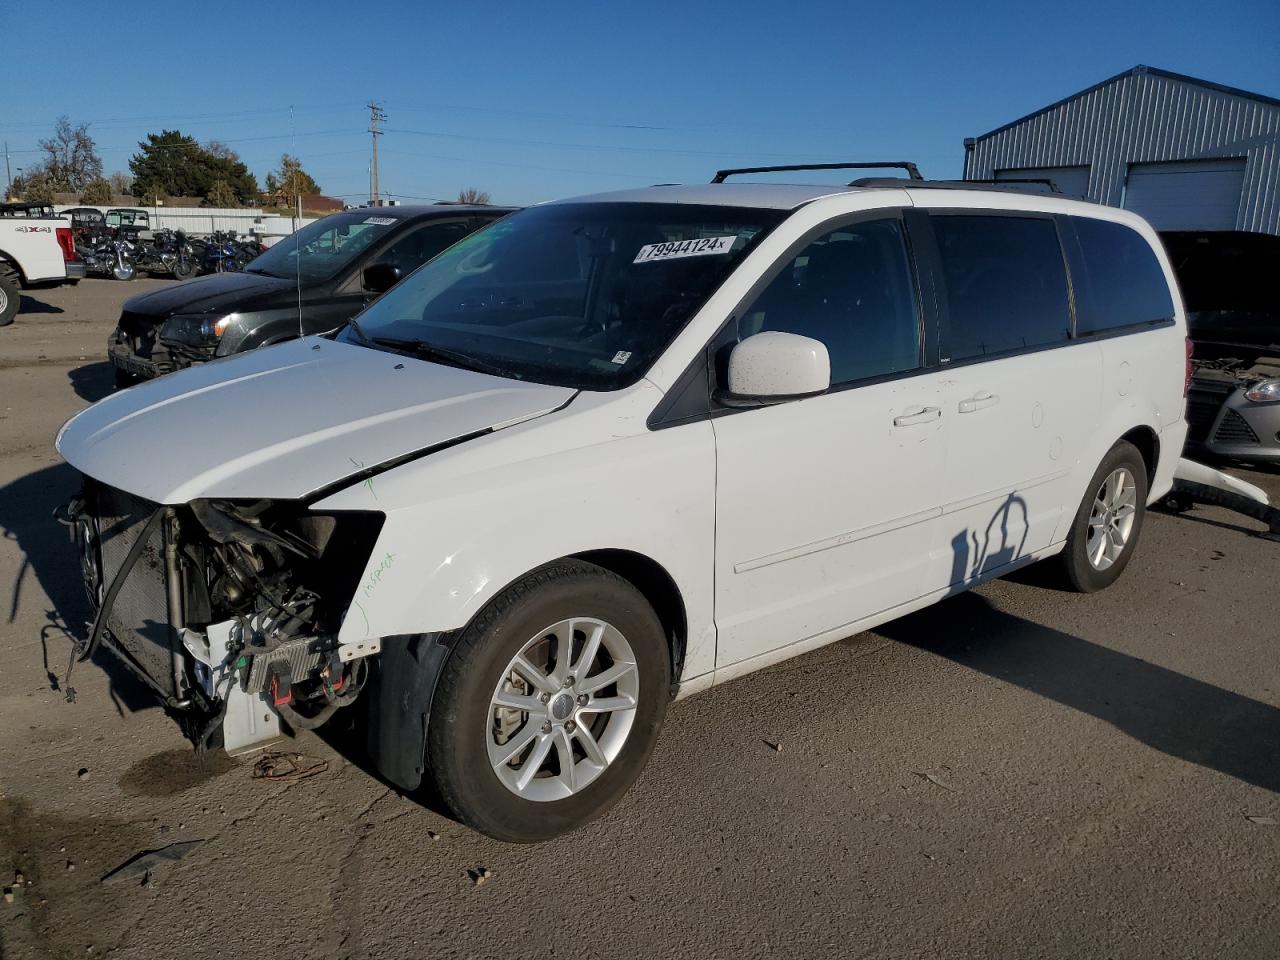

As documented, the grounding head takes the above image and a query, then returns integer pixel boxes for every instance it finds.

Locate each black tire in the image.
[1057,440,1149,592]
[424,559,670,842]
[173,261,197,281]
[0,266,18,327]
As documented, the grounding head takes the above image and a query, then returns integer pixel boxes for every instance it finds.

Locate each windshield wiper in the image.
[370,335,514,379]
[346,317,373,345]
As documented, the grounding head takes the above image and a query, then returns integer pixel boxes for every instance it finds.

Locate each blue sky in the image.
[3,0,1278,206]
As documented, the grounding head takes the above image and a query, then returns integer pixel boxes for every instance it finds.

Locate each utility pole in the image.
[3,142,11,199]
[368,101,387,207]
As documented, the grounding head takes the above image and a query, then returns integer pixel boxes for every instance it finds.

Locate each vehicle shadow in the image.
[0,461,155,714]
[67,361,116,404]
[18,295,64,315]
[315,698,460,824]
[876,591,1280,794]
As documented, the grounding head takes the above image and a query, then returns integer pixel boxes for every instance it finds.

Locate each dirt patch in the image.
[0,796,152,959]
[117,748,239,798]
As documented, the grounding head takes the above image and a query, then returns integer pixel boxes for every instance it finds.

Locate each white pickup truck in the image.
[0,202,86,326]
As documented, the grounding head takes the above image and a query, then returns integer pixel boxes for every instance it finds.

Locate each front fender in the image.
[314,385,719,683]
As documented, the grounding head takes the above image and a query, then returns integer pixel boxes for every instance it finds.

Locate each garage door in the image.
[994,165,1091,197]
[1122,159,1246,231]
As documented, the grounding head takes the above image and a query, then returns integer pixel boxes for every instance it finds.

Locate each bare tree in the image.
[37,116,103,192]
[203,140,238,161]
[457,188,491,205]
[108,171,134,196]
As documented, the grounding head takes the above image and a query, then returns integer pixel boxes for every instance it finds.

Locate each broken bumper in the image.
[65,477,386,749]
[107,333,214,380]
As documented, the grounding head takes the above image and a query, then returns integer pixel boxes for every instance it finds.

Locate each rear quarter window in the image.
[1064,217,1175,334]
[931,214,1072,362]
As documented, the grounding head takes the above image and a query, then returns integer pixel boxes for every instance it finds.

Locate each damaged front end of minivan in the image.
[62,480,384,751]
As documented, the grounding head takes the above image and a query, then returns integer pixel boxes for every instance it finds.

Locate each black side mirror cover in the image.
[362,262,402,294]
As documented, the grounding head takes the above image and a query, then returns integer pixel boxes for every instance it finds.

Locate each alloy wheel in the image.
[1086,466,1138,570]
[487,617,639,802]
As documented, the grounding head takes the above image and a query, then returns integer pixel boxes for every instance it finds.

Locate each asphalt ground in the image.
[1,278,1277,959]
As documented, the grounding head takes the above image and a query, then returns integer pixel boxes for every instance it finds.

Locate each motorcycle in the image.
[136,228,200,281]
[200,230,251,274]
[76,234,138,281]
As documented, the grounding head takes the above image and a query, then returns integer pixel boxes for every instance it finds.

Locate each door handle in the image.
[893,406,942,427]
[958,391,1000,414]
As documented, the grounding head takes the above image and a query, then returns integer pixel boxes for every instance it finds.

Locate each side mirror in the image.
[362,262,402,294]
[720,331,830,405]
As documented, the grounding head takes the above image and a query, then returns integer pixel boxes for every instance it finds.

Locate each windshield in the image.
[106,210,146,227]
[247,210,401,283]
[336,202,782,389]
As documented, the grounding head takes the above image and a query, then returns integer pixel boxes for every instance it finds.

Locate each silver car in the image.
[1164,230,1280,463]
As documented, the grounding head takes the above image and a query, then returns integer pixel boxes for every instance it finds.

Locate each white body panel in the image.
[0,218,68,283]
[927,343,1102,592]
[56,337,573,504]
[56,182,1189,699]
[711,372,947,667]
[314,381,721,682]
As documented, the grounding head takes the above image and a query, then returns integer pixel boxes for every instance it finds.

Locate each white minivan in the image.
[56,166,1189,840]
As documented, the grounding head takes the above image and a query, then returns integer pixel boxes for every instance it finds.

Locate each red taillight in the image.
[55,226,77,262]
[1184,337,1194,397]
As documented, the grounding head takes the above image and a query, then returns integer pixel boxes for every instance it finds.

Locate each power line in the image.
[377,146,655,181]
[383,126,854,162]
[0,103,365,133]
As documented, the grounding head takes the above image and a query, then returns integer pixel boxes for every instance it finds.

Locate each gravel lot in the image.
[1,279,1278,960]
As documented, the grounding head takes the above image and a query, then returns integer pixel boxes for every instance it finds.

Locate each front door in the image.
[712,215,947,668]
[304,218,477,335]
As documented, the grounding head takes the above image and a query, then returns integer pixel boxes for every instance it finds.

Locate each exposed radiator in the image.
[93,484,178,698]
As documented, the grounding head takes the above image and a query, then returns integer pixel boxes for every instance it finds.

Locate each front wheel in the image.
[0,267,19,327]
[113,261,136,282]
[425,560,670,842]
[173,260,198,281]
[1057,440,1149,592]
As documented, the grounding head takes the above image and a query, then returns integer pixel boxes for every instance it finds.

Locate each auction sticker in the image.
[363,216,397,226]
[634,235,736,264]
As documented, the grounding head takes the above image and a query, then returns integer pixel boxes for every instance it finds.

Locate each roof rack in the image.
[850,177,1066,196]
[711,161,923,184]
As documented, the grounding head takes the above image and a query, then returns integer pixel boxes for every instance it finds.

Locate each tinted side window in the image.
[739,218,920,385]
[1065,217,1174,334]
[932,215,1072,361]
[378,220,472,274]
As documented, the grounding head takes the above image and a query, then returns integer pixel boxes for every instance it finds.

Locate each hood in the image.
[57,338,575,504]
[122,270,295,321]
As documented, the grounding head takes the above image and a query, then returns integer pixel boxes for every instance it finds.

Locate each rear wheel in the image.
[0,266,18,327]
[425,560,669,842]
[1058,440,1148,592]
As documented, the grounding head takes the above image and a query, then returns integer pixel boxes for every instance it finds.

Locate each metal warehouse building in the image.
[964,65,1280,235]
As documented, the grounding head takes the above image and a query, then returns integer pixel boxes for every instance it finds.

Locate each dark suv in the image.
[108,204,513,382]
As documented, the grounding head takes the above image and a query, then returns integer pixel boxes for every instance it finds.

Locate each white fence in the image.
[52,205,319,247]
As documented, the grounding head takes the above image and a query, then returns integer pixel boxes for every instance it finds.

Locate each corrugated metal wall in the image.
[965,68,1280,235]
[52,205,319,246]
